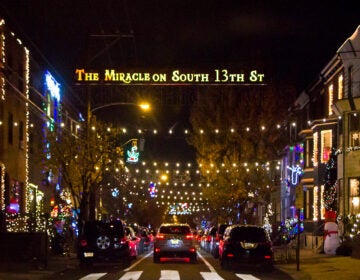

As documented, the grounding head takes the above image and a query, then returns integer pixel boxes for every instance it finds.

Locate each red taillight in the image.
[156,234,165,240]
[155,247,161,253]
[226,253,234,257]
[264,255,272,259]
[80,239,87,247]
[189,248,196,253]
[186,234,194,240]
[120,237,128,244]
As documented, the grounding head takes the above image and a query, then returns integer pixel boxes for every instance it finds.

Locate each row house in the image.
[285,25,360,237]
[0,18,79,232]
[0,19,30,231]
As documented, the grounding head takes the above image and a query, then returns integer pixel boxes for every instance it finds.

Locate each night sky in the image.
[1,0,359,161]
[1,1,359,88]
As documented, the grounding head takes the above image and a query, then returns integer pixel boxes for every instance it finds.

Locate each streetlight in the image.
[90,102,151,114]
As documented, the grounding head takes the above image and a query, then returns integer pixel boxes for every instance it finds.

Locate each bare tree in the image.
[188,86,294,223]
[45,120,127,230]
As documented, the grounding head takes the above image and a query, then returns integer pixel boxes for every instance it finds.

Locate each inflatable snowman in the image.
[324,210,340,255]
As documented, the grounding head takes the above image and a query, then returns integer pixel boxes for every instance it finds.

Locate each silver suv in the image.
[153,223,197,263]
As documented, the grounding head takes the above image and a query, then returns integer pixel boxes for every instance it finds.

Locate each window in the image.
[338,74,343,100]
[349,178,360,214]
[305,138,313,168]
[19,120,24,149]
[328,84,333,116]
[349,113,360,147]
[321,130,332,163]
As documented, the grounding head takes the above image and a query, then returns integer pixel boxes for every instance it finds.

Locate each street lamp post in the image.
[86,100,150,221]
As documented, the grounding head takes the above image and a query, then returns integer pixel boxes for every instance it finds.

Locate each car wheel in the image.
[96,235,111,250]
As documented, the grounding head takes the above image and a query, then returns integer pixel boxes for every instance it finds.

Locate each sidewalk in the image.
[276,249,360,280]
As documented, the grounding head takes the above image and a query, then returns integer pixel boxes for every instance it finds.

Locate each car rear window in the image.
[230,226,267,243]
[83,220,124,236]
[160,226,191,234]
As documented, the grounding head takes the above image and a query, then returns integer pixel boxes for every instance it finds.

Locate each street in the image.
[44,250,292,280]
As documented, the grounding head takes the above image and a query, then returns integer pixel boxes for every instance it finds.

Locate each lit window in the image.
[349,113,360,147]
[321,130,332,163]
[350,178,360,214]
[338,75,343,99]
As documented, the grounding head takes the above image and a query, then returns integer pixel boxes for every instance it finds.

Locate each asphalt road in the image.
[2,249,293,280]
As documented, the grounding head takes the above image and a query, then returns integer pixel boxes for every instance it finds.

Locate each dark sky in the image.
[1,0,359,90]
[1,0,359,161]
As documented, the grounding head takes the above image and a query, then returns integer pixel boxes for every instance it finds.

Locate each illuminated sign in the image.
[126,139,140,163]
[45,71,61,101]
[75,68,265,85]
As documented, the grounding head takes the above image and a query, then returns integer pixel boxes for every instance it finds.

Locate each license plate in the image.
[170,239,180,245]
[84,252,94,257]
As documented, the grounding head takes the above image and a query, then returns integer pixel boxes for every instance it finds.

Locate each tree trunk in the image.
[89,189,96,221]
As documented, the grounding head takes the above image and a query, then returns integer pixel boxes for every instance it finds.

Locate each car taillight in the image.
[120,237,128,244]
[156,234,165,240]
[80,239,87,247]
[189,248,196,253]
[155,247,161,253]
[264,255,272,259]
[226,253,234,257]
[186,234,194,240]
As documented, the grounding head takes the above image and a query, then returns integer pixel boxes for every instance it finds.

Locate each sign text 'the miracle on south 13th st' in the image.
[74,69,266,85]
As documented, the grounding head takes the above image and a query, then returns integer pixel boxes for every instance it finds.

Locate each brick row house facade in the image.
[282,25,360,240]
[0,18,79,232]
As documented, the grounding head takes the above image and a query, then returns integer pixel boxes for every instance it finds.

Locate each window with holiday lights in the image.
[321,130,332,163]
[338,74,343,100]
[349,113,360,147]
[349,178,360,214]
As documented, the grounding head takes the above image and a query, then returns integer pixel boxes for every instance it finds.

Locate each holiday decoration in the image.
[324,210,340,254]
[323,147,337,211]
[322,148,339,254]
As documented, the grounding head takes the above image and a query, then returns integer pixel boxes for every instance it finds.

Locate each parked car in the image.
[219,224,273,271]
[210,224,228,258]
[125,226,140,259]
[78,220,131,267]
[153,223,197,263]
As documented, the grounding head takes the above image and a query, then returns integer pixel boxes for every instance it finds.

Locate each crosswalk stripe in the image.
[235,274,261,280]
[119,271,143,280]
[200,272,224,280]
[79,273,107,280]
[79,270,262,280]
[159,270,180,280]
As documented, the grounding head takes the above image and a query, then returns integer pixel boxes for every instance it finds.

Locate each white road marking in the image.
[123,251,153,272]
[200,272,224,280]
[159,270,180,280]
[196,251,217,272]
[79,273,107,280]
[119,271,143,280]
[235,274,261,280]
